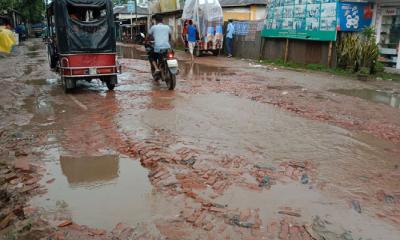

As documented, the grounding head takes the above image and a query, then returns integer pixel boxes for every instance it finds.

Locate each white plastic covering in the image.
[182,0,224,40]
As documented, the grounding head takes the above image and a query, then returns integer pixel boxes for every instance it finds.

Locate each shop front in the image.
[374,0,400,70]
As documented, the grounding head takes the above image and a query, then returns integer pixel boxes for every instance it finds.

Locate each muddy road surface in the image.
[1,39,400,239]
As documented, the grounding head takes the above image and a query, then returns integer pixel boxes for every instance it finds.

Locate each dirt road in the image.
[1,39,400,239]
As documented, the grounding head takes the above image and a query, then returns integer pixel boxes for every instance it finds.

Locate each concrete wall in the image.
[223,5,266,21]
[223,7,251,21]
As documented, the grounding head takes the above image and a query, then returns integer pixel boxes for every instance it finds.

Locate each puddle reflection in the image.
[331,89,400,108]
[60,155,119,188]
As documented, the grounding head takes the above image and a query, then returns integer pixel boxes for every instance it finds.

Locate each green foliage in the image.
[360,27,379,74]
[374,61,385,73]
[336,27,380,74]
[336,33,361,72]
[306,63,325,71]
[0,0,45,23]
[358,67,369,75]
[113,0,129,5]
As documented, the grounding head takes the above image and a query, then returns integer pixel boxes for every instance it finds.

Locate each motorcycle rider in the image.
[147,15,172,74]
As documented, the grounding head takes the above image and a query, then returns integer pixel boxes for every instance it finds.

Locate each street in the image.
[1,39,400,239]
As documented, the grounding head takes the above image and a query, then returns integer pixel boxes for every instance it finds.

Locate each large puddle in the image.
[214,182,400,240]
[331,88,400,108]
[31,154,181,230]
[118,92,400,199]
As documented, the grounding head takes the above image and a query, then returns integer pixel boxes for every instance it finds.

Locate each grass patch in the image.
[259,59,400,82]
[174,44,186,52]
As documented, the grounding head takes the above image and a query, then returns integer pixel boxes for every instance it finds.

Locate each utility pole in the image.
[135,0,138,35]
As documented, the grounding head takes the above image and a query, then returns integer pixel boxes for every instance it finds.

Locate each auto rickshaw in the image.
[46,0,120,92]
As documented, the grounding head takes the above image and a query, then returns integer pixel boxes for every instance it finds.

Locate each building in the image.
[219,0,267,21]
[152,0,267,46]
[113,4,151,42]
[370,0,400,71]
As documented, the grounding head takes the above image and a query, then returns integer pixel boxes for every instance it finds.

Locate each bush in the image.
[336,27,379,74]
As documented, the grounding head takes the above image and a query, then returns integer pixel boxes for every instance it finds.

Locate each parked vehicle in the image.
[143,34,178,90]
[181,0,224,56]
[46,0,120,93]
[32,22,45,38]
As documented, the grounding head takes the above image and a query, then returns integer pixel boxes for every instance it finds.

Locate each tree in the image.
[0,0,45,23]
[113,0,129,5]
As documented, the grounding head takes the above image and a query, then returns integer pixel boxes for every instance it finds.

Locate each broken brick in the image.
[209,207,227,213]
[57,220,73,227]
[4,173,18,182]
[14,158,30,172]
[278,211,301,217]
[0,212,15,230]
[24,176,39,185]
[46,178,56,184]
[19,184,38,193]
[279,220,289,240]
[88,228,106,236]
[240,209,251,221]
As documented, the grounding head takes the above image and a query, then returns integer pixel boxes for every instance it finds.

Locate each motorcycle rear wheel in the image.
[167,72,176,90]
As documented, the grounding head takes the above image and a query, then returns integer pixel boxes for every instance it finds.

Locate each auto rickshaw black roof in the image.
[47,0,116,54]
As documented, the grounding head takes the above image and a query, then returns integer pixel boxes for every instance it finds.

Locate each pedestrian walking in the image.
[187,20,197,61]
[225,19,234,58]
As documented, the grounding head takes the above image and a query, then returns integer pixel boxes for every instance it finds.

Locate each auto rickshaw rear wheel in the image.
[106,81,115,91]
[101,76,117,91]
[62,76,76,93]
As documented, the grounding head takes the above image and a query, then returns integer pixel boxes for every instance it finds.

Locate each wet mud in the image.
[1,40,400,239]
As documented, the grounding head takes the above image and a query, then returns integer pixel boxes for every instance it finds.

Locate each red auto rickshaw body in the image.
[59,53,119,77]
[46,0,120,92]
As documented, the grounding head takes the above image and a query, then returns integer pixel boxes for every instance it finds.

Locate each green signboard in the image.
[262,0,338,41]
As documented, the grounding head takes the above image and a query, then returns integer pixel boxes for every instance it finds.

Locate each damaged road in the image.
[0,39,400,239]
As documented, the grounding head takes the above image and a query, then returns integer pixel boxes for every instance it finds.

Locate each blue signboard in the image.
[127,0,135,13]
[337,2,373,32]
[233,21,249,36]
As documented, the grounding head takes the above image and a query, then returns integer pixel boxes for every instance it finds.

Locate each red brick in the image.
[207,176,218,185]
[376,190,386,202]
[88,228,106,235]
[182,208,195,219]
[194,212,207,227]
[278,211,301,217]
[279,220,289,240]
[46,178,56,184]
[289,226,301,240]
[14,158,30,172]
[240,209,251,221]
[19,184,38,193]
[57,220,73,227]
[24,177,39,185]
[209,207,226,213]
[4,173,18,182]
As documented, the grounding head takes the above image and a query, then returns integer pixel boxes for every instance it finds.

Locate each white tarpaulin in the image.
[182,0,223,40]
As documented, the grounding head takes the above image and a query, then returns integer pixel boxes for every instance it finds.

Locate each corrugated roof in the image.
[113,4,149,15]
[219,0,267,7]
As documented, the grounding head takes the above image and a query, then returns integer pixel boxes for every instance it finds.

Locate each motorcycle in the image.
[142,33,178,90]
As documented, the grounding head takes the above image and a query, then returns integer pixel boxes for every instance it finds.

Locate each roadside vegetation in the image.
[0,0,45,23]
[259,27,400,82]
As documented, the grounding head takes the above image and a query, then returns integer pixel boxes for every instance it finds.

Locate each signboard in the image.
[382,8,397,16]
[233,21,249,35]
[127,0,135,13]
[337,2,372,32]
[261,0,338,41]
